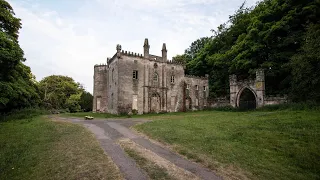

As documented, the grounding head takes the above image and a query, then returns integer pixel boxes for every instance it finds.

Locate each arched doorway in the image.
[150,93,161,113]
[185,97,192,111]
[238,88,256,110]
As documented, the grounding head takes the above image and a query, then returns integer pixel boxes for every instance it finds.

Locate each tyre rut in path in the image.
[60,117,222,180]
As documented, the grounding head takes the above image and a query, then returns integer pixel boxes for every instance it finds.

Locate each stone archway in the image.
[185,96,192,111]
[150,92,161,113]
[229,69,265,109]
[237,87,257,110]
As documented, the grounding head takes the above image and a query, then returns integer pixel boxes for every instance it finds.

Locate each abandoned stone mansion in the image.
[93,39,209,114]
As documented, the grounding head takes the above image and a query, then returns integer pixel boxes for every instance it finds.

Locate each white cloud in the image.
[9,0,259,93]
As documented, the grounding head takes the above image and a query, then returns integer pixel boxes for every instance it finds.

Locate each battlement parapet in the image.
[121,50,143,57]
[166,60,185,66]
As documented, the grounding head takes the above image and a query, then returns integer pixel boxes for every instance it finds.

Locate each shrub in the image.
[258,102,320,111]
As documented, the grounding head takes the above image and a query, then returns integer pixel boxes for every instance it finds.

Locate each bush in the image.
[0,108,49,122]
[204,105,238,112]
[258,102,320,111]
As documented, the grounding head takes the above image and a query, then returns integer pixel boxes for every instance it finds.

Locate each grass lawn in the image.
[134,110,320,180]
[0,116,122,180]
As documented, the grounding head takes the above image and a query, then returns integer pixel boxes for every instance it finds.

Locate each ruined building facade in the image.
[93,39,209,114]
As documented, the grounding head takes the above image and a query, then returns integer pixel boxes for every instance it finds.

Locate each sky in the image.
[9,0,259,93]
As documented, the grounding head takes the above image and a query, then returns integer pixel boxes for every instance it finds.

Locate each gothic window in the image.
[195,85,199,90]
[133,70,138,79]
[153,73,158,82]
[203,86,206,91]
[171,75,175,84]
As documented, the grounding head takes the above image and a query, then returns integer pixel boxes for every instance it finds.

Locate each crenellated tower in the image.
[162,43,167,62]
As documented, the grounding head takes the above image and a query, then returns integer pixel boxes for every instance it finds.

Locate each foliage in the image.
[0,0,40,112]
[257,102,320,111]
[65,93,82,113]
[79,91,93,112]
[135,110,320,180]
[38,75,92,112]
[290,23,320,102]
[174,0,320,102]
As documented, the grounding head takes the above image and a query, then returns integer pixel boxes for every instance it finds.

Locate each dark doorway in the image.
[239,88,256,110]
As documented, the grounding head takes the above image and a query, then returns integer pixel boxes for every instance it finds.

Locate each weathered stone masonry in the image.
[93,38,209,114]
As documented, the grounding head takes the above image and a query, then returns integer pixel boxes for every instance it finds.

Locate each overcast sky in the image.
[9,0,259,93]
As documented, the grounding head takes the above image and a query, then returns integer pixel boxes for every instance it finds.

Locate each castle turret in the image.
[116,44,122,58]
[162,43,167,62]
[143,38,150,58]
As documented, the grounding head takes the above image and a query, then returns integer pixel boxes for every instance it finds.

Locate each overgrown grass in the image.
[0,116,122,180]
[135,110,320,180]
[61,112,120,119]
[124,147,174,180]
[0,108,49,122]
[257,102,320,111]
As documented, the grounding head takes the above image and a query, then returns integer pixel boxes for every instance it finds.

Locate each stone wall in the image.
[107,58,119,114]
[93,65,108,112]
[208,97,230,108]
[264,95,288,105]
[184,76,209,110]
[93,39,209,114]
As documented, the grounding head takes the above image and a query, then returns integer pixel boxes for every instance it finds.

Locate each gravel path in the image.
[58,117,221,180]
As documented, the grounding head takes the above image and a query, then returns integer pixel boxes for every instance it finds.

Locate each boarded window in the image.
[171,96,175,111]
[132,95,138,110]
[133,70,138,79]
[96,97,101,111]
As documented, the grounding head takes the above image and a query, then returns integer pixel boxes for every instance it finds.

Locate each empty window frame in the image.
[195,85,199,90]
[133,70,138,79]
[203,86,207,91]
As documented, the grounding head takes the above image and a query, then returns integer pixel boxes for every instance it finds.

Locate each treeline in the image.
[0,0,92,113]
[174,0,320,103]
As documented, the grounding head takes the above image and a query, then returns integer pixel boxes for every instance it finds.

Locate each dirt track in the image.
[58,117,221,180]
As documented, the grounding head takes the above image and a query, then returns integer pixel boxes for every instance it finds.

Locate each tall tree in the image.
[178,0,320,101]
[38,75,81,110]
[79,91,93,112]
[0,0,40,112]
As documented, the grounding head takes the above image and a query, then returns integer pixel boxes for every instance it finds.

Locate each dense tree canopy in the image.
[38,75,93,112]
[0,0,93,113]
[0,0,40,112]
[174,0,320,102]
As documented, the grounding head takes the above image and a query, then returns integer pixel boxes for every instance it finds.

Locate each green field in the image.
[0,116,122,180]
[135,110,320,180]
